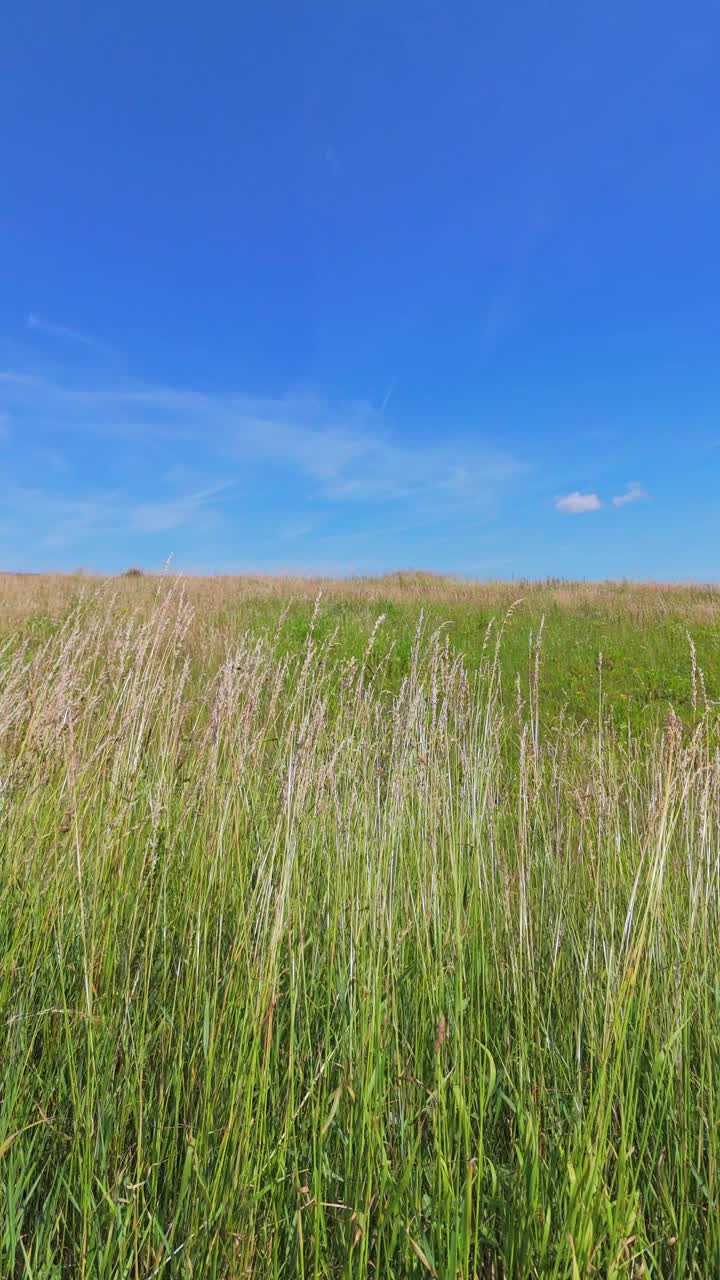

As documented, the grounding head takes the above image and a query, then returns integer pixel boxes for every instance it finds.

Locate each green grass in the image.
[255,596,718,728]
[1,577,719,1276]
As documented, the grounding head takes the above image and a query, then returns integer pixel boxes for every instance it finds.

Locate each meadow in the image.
[1,571,719,1277]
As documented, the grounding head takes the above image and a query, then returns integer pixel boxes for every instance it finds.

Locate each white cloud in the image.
[554,491,603,514]
[612,482,648,507]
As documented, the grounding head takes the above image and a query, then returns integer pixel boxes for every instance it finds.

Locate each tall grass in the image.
[1,580,718,1276]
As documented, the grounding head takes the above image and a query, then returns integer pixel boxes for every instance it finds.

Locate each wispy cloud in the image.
[130,483,235,533]
[554,491,603,514]
[277,520,316,543]
[2,480,234,551]
[6,488,110,550]
[0,365,534,571]
[478,209,549,356]
[26,313,113,354]
[612,481,648,507]
[0,369,528,509]
[379,377,397,413]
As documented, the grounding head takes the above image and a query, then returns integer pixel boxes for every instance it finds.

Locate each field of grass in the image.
[1,572,720,1277]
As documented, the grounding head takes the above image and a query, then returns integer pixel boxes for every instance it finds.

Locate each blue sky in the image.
[1,1,719,578]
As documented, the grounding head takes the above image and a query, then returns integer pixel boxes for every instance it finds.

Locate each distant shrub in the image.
[123,567,144,578]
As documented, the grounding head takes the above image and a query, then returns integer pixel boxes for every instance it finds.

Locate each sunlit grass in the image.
[1,577,719,1276]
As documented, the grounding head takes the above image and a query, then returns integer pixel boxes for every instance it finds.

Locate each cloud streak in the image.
[26,314,114,354]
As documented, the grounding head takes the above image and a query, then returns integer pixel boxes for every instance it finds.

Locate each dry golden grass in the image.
[2,569,719,631]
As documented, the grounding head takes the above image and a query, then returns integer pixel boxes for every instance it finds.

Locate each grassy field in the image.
[1,572,720,1277]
